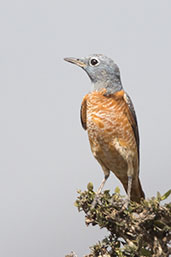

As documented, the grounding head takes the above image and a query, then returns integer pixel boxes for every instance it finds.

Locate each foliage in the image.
[67,184,171,257]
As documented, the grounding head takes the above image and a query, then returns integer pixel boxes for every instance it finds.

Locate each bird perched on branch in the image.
[64,54,145,203]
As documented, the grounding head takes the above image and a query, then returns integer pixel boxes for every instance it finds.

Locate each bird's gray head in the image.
[64,54,123,95]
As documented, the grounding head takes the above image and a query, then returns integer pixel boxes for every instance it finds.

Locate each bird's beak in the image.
[64,57,86,68]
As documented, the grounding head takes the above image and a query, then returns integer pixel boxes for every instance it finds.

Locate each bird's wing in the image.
[124,92,140,163]
[80,95,87,130]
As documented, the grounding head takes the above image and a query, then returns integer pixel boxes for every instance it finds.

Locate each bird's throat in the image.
[91,81,123,95]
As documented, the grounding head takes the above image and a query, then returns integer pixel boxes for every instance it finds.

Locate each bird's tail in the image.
[130,177,145,203]
[123,177,145,203]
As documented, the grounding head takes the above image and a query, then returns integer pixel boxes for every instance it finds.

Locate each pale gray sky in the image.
[0,0,170,256]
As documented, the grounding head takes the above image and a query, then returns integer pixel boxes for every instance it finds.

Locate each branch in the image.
[67,184,171,257]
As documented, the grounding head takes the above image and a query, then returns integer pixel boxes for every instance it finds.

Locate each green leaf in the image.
[161,189,171,201]
[157,191,161,200]
[74,200,79,207]
[154,220,165,229]
[140,248,152,256]
[115,186,120,194]
[87,182,94,191]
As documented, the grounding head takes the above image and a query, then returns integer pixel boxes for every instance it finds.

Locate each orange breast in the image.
[85,89,138,179]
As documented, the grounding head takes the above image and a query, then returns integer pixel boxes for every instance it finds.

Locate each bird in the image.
[64,54,145,203]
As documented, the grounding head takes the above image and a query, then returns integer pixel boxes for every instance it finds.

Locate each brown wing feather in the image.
[124,92,140,163]
[80,96,87,130]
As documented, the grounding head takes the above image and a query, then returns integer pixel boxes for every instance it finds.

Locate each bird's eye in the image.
[90,58,99,66]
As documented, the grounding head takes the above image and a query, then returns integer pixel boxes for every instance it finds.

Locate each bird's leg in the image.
[97,173,109,195]
[124,158,133,208]
[127,175,133,201]
[90,174,109,210]
[113,138,134,207]
[90,168,110,210]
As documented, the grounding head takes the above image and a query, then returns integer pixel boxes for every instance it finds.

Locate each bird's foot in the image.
[91,194,99,209]
[122,196,131,210]
[87,193,101,216]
